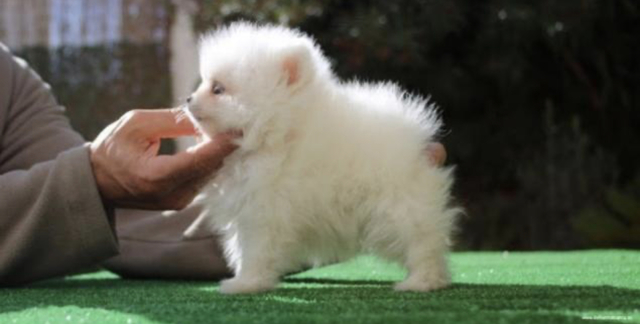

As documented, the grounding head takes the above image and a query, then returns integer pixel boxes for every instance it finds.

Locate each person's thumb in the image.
[148,132,239,185]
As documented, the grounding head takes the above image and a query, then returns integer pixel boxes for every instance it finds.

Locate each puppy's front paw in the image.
[394,273,450,292]
[219,277,277,294]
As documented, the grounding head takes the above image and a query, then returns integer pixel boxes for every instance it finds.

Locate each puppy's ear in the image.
[280,44,314,87]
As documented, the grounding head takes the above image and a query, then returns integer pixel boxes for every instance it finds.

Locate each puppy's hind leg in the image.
[393,233,451,292]
[376,186,456,292]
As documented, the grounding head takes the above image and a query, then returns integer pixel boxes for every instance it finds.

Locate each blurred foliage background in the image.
[4,0,639,250]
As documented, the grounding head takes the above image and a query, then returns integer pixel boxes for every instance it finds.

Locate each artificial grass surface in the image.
[1,250,639,324]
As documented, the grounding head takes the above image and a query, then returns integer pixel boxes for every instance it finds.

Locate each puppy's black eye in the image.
[212,81,225,95]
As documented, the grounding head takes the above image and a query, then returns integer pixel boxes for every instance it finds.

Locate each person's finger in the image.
[123,108,199,139]
[183,132,240,178]
[427,142,447,166]
[147,132,239,184]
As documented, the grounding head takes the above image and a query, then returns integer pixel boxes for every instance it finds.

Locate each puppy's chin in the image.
[183,109,215,137]
[194,118,240,140]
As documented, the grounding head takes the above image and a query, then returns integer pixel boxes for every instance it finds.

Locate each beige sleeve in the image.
[103,205,231,280]
[0,44,118,285]
[0,43,228,283]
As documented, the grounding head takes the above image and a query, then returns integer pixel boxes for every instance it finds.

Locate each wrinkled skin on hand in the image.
[89,108,239,210]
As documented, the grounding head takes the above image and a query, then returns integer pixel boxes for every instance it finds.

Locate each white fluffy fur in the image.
[185,22,459,294]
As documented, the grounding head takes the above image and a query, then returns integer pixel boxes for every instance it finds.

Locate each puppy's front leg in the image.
[219,253,280,295]
[219,209,297,294]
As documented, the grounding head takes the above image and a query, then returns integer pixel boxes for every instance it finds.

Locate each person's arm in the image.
[0,44,118,285]
[103,205,231,280]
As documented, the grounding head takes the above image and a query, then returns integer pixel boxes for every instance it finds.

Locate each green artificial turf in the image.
[1,250,639,324]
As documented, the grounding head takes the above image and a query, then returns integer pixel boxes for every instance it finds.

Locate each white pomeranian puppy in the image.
[184,22,459,294]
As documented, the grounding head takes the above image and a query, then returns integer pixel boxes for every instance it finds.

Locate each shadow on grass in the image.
[1,276,638,324]
[284,277,393,286]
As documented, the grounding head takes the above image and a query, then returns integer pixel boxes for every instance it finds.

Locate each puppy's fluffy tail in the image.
[342,81,443,144]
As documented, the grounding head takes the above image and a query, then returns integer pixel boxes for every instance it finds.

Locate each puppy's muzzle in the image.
[182,102,205,122]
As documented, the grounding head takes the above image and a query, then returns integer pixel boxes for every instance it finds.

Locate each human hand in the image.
[427,142,447,167]
[89,108,239,210]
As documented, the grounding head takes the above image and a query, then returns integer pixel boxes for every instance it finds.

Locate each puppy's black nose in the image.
[186,96,192,103]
